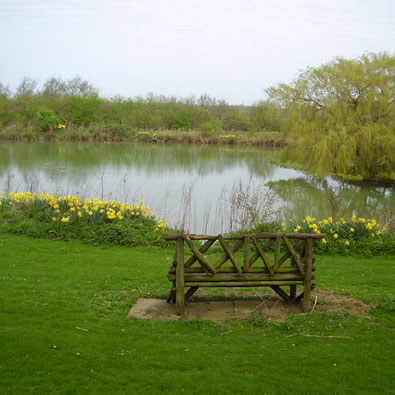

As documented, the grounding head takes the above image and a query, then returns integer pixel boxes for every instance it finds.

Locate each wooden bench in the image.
[163,233,325,314]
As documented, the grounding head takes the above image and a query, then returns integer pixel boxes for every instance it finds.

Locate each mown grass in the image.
[0,233,394,394]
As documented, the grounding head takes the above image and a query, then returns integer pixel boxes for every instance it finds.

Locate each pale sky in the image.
[1,0,394,104]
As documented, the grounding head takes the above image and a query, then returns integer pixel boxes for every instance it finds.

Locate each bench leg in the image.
[303,238,313,312]
[290,285,296,301]
[176,238,185,315]
[166,283,176,303]
[185,286,199,301]
[270,285,290,301]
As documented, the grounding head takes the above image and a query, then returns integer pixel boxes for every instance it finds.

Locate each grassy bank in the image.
[0,125,290,146]
[0,233,394,394]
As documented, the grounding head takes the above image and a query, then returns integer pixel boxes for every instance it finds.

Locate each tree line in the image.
[0,52,394,181]
[0,76,280,132]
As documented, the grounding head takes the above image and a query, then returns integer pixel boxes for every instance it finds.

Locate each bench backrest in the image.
[163,233,325,275]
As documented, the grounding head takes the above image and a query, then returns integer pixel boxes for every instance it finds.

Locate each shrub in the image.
[200,119,224,135]
[35,107,61,132]
[277,215,393,256]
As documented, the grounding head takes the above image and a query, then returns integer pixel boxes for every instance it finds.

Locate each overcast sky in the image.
[1,0,394,104]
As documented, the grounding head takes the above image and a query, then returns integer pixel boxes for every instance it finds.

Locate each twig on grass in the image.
[286,333,350,339]
[75,327,89,332]
[311,296,318,312]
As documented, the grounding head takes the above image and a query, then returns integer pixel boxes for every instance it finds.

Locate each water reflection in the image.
[0,141,277,180]
[267,177,394,220]
[1,141,393,232]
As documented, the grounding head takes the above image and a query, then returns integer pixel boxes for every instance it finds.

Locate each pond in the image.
[1,141,393,233]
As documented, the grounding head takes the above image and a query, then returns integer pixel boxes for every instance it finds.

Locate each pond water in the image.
[1,141,393,233]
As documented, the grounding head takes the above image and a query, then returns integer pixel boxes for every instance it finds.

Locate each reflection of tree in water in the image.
[267,177,394,220]
[2,141,276,181]
[0,143,12,173]
[2,141,393,223]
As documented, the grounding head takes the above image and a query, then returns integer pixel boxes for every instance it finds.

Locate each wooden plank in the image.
[247,233,326,240]
[184,235,217,274]
[214,239,243,269]
[163,234,243,240]
[290,254,297,300]
[278,240,304,266]
[282,236,304,274]
[175,237,185,315]
[166,285,176,303]
[303,238,313,312]
[249,239,275,267]
[274,235,281,271]
[185,239,216,268]
[251,237,274,274]
[163,233,326,241]
[248,251,260,267]
[270,285,290,301]
[169,273,305,282]
[243,236,250,272]
[185,280,304,287]
[217,235,242,273]
[290,285,296,300]
[168,266,315,274]
[184,286,199,300]
[296,284,316,302]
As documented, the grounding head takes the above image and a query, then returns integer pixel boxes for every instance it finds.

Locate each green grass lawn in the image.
[0,233,394,394]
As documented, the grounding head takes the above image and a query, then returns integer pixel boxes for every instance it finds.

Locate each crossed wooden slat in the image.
[168,233,309,303]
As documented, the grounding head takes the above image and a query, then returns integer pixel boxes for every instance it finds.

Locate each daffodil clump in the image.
[281,214,387,247]
[1,191,166,231]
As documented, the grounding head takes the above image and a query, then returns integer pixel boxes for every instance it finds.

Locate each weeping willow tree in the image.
[266,52,395,181]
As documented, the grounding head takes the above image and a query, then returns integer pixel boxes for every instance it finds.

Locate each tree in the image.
[42,77,67,97]
[0,82,11,98]
[266,52,395,181]
[65,77,98,97]
[15,77,38,97]
[64,96,102,126]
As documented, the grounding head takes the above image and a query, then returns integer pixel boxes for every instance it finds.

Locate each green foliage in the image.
[266,52,395,181]
[64,96,102,126]
[200,119,224,135]
[34,107,61,132]
[0,94,13,126]
[277,214,394,256]
[0,192,166,247]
